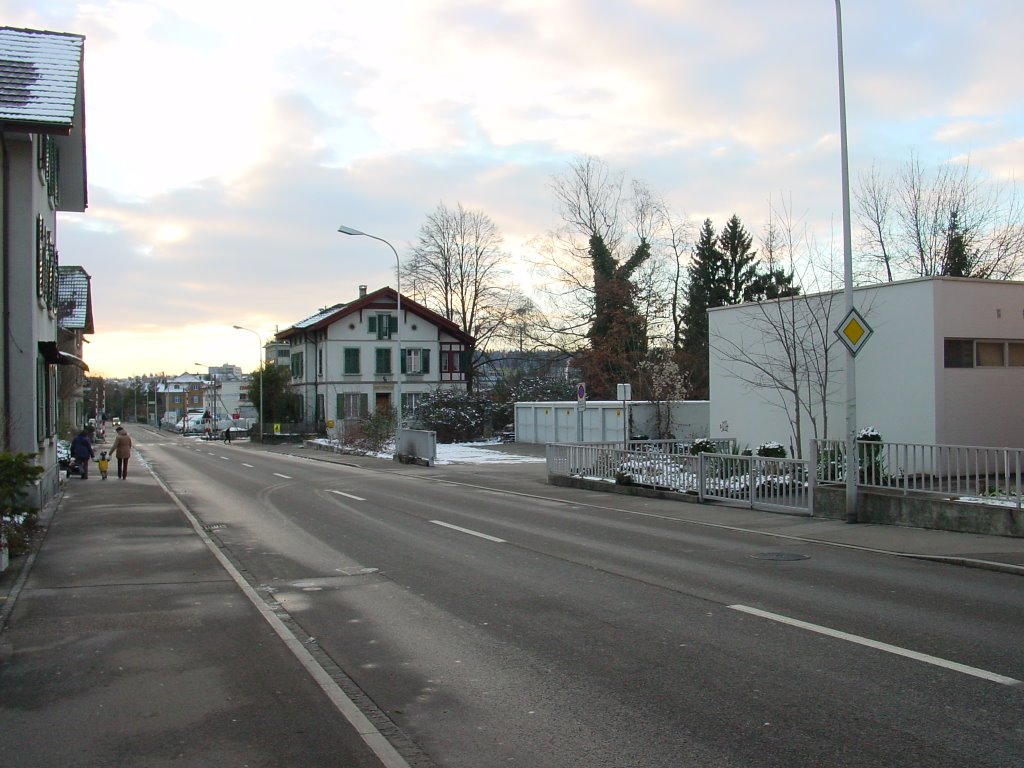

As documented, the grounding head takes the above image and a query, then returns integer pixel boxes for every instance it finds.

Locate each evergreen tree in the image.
[718,214,758,303]
[743,267,801,302]
[680,219,725,399]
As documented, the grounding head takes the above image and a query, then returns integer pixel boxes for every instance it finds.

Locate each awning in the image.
[38,341,90,371]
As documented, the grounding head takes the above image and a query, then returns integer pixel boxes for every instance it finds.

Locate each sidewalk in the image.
[0,469,392,768]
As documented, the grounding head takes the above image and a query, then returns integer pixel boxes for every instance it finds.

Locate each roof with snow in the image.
[0,26,84,132]
[276,286,474,344]
[57,265,93,333]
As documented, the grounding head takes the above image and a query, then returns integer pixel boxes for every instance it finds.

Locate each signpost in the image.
[617,383,631,451]
[576,383,586,442]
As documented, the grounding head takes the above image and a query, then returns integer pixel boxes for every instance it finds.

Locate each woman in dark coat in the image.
[70,429,94,479]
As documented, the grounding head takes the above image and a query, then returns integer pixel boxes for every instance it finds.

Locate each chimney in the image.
[359,285,367,298]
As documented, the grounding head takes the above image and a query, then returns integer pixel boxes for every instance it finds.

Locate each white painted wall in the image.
[709,277,1024,457]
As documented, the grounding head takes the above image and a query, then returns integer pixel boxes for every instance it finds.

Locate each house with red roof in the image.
[275,285,475,430]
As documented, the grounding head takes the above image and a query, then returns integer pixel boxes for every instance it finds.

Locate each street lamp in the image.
[337,225,403,450]
[232,325,264,441]
[835,0,858,523]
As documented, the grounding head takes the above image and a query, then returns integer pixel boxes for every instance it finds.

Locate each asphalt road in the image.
[141,429,1024,768]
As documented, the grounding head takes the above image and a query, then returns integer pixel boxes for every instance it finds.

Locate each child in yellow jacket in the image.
[97,451,110,480]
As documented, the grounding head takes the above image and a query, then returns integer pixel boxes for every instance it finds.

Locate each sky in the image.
[8,0,1023,379]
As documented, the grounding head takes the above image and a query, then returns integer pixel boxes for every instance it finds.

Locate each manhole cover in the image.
[751,552,810,561]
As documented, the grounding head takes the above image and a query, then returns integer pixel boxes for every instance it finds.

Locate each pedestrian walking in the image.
[110,425,133,480]
[97,451,110,479]
[69,429,94,479]
[223,426,232,443]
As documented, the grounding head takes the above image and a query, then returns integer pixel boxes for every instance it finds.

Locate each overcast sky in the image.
[10,0,1022,378]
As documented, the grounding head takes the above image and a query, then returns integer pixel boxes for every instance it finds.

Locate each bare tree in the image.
[710,199,844,457]
[403,202,532,389]
[529,156,661,398]
[854,155,1024,281]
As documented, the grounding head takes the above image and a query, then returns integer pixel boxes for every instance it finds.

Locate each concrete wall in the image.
[514,401,709,444]
[709,277,1024,459]
[814,485,1024,538]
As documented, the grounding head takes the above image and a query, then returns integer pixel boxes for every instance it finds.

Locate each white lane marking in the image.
[430,520,506,543]
[273,472,292,479]
[220,456,230,461]
[329,490,366,501]
[242,463,254,468]
[729,605,1021,686]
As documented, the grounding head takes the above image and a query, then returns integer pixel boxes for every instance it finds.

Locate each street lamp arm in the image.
[337,225,404,448]
[232,324,265,441]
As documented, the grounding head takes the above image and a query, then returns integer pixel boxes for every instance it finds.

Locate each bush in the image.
[688,437,718,455]
[756,442,787,458]
[413,388,498,443]
[0,452,44,556]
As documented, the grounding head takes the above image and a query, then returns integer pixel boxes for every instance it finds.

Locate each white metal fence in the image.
[546,442,811,514]
[813,439,1024,509]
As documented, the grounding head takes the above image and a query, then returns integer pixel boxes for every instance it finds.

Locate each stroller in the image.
[66,456,86,479]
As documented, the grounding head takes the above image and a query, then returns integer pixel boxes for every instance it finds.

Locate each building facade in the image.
[276,285,474,429]
[1,27,88,507]
[708,276,1024,458]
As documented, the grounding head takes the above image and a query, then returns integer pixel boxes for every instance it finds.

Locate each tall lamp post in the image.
[337,225,403,450]
[232,325,264,441]
[835,0,858,523]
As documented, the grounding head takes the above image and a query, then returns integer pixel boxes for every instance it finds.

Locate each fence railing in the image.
[546,442,811,514]
[813,439,1024,509]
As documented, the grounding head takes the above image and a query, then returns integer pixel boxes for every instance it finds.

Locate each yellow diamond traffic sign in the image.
[835,307,873,356]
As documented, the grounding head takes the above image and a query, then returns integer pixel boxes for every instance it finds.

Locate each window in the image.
[442,350,461,373]
[368,314,396,339]
[318,348,324,377]
[375,347,392,375]
[338,392,367,419]
[944,339,974,368]
[291,351,304,378]
[976,341,1004,367]
[1010,343,1024,367]
[403,392,423,415]
[944,338,1024,369]
[343,347,360,374]
[402,348,430,374]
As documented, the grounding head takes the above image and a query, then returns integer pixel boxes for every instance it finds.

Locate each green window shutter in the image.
[344,348,359,374]
[337,393,345,419]
[376,348,391,374]
[400,348,406,374]
[460,350,471,372]
[360,393,369,417]
[422,349,430,374]
[368,316,377,334]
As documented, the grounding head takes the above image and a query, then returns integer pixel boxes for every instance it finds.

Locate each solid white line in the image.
[147,468,413,768]
[430,520,506,543]
[329,490,366,501]
[729,604,1021,686]
[273,472,292,479]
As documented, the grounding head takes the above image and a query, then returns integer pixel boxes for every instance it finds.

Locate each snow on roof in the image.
[292,303,348,329]
[0,27,84,130]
